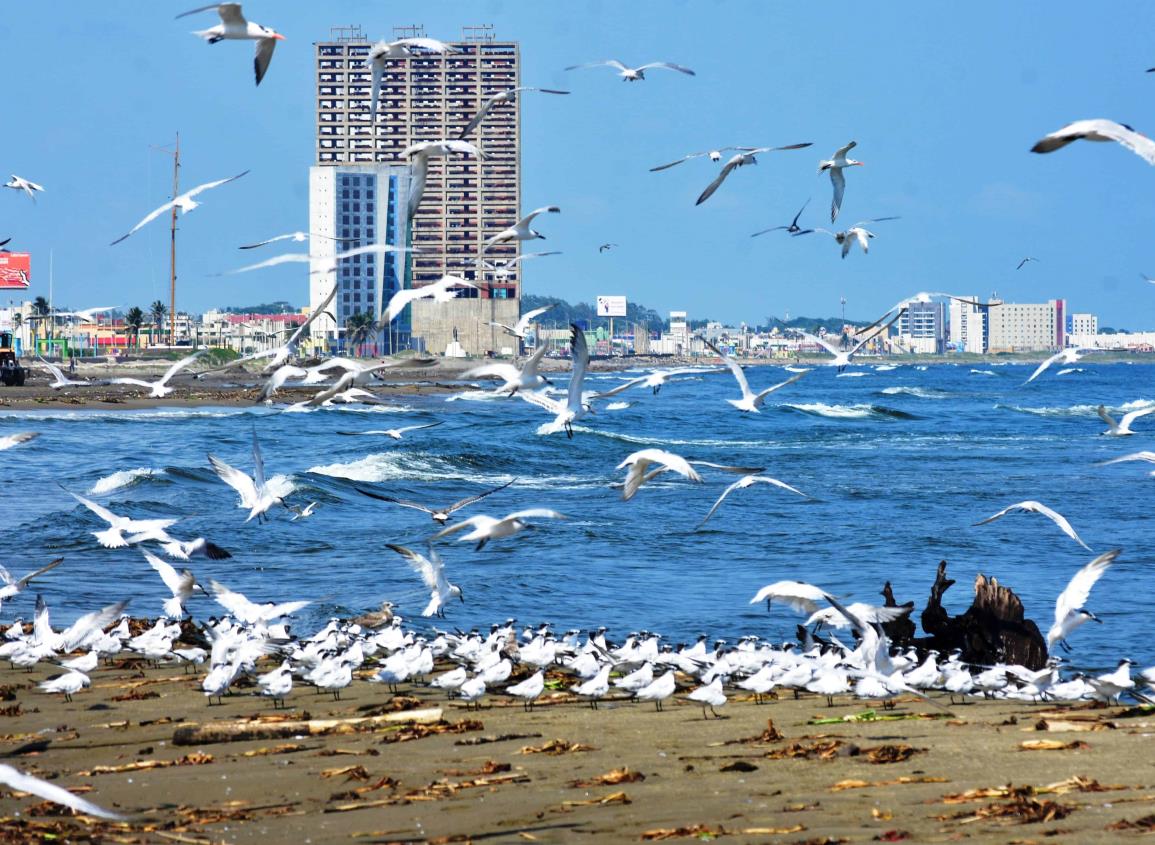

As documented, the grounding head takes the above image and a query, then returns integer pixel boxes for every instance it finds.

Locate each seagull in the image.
[68,492,178,549]
[818,141,863,222]
[487,304,556,339]
[479,253,562,281]
[207,430,294,522]
[382,275,478,325]
[368,37,455,123]
[336,421,442,440]
[402,139,483,217]
[1023,348,1090,385]
[238,231,354,250]
[701,337,806,411]
[0,763,125,820]
[142,550,201,619]
[974,500,1092,552]
[53,306,119,323]
[749,580,828,614]
[1017,257,1038,270]
[517,324,590,436]
[3,175,43,201]
[111,171,249,245]
[483,206,560,251]
[697,474,807,528]
[462,344,550,395]
[616,449,703,501]
[1031,120,1155,165]
[565,60,695,81]
[751,198,810,236]
[1047,549,1122,652]
[1097,451,1155,476]
[107,352,203,397]
[356,479,514,525]
[385,544,461,618]
[794,217,900,258]
[0,558,62,613]
[0,432,39,451]
[572,663,612,709]
[432,509,566,551]
[796,316,900,372]
[177,3,284,85]
[207,578,310,625]
[1098,404,1155,436]
[695,144,813,205]
[458,87,570,139]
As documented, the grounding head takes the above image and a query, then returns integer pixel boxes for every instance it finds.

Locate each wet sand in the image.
[3,651,1154,843]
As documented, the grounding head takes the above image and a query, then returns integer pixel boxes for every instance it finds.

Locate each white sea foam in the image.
[836,372,869,378]
[998,399,1154,417]
[970,369,997,376]
[605,401,632,411]
[89,467,163,495]
[306,451,589,489]
[1056,368,1084,376]
[880,386,948,399]
[874,364,898,372]
[784,403,878,419]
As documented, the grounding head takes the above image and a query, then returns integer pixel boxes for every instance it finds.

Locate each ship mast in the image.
[169,133,180,345]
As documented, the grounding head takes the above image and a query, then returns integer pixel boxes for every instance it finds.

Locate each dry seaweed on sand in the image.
[77,752,213,775]
[941,776,1127,804]
[520,738,595,755]
[379,718,483,744]
[1019,739,1090,751]
[831,775,949,791]
[935,793,1075,825]
[639,823,807,840]
[762,739,922,763]
[568,767,644,787]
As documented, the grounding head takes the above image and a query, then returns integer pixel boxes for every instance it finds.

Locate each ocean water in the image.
[4,360,1152,673]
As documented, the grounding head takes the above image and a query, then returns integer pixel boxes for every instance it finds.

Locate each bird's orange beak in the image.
[273,33,286,40]
[854,161,865,166]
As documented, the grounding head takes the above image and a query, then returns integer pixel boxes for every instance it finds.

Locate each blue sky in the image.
[3,2,1155,327]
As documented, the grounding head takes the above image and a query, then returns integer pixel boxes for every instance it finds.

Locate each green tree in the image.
[344,311,376,357]
[150,300,167,344]
[125,307,145,350]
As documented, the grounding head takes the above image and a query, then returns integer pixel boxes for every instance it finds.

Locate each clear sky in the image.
[3,2,1155,327]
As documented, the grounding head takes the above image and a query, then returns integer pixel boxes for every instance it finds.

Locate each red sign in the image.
[0,253,30,289]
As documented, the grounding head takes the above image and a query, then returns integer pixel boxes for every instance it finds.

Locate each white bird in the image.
[462,345,550,395]
[337,421,442,440]
[111,171,249,245]
[207,578,310,625]
[614,662,654,692]
[142,550,201,619]
[616,449,703,501]
[432,509,565,551]
[1090,658,1134,704]
[650,147,761,172]
[226,243,414,277]
[608,366,720,396]
[749,581,828,614]
[0,558,62,612]
[238,231,352,250]
[3,175,43,201]
[1023,348,1089,385]
[701,338,806,411]
[795,216,900,258]
[518,324,590,437]
[686,676,727,718]
[697,474,807,528]
[258,660,293,708]
[402,139,484,217]
[39,670,90,703]
[356,479,514,525]
[381,275,478,325]
[572,663,612,709]
[459,87,569,139]
[53,306,119,323]
[479,253,562,282]
[974,500,1092,552]
[1031,119,1155,165]
[207,429,293,522]
[69,492,178,549]
[1098,404,1155,436]
[483,206,560,251]
[1097,450,1155,476]
[458,674,487,709]
[487,305,556,340]
[0,763,125,819]
[804,602,912,631]
[634,669,677,711]
[797,317,899,372]
[565,59,695,81]
[125,527,231,561]
[505,670,545,710]
[177,3,284,85]
[694,144,813,205]
[817,141,863,222]
[288,502,317,521]
[367,37,455,123]
[386,543,462,618]
[1047,549,1122,652]
[107,351,203,397]
[0,432,39,451]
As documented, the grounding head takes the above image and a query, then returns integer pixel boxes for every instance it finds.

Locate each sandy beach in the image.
[2,643,1154,844]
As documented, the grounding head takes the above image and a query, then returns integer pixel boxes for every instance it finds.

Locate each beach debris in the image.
[442,760,511,777]
[760,738,922,764]
[456,731,543,746]
[873,832,910,842]
[560,790,632,807]
[379,718,483,744]
[936,793,1074,824]
[1019,739,1090,751]
[941,776,1124,804]
[323,771,530,813]
[807,709,952,725]
[720,760,759,772]
[320,765,371,781]
[1034,717,1115,732]
[569,767,645,787]
[171,707,443,745]
[871,808,893,820]
[865,744,922,764]
[1107,815,1155,832]
[239,743,311,757]
[77,752,212,775]
[832,776,949,791]
[640,824,807,840]
[520,738,595,755]
[723,718,785,744]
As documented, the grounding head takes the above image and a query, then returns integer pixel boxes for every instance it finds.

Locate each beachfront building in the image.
[1069,312,1098,341]
[311,23,522,356]
[895,300,946,354]
[649,311,699,355]
[948,296,989,354]
[986,299,1066,353]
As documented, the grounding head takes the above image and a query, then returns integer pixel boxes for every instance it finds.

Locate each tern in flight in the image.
[1017,257,1039,270]
[488,304,556,339]
[111,171,249,245]
[402,139,483,217]
[207,430,294,523]
[483,206,560,251]
[367,37,455,123]
[433,509,566,551]
[974,500,1092,552]
[697,474,807,528]
[382,275,478,324]
[794,217,899,258]
[565,59,695,81]
[0,763,125,820]
[356,479,514,525]
[616,449,703,501]
[3,175,44,201]
[695,144,813,205]
[1023,348,1091,385]
[1031,119,1155,165]
[462,344,551,395]
[818,141,863,222]
[385,544,461,618]
[177,3,285,85]
[337,421,443,440]
[751,198,810,236]
[238,231,354,250]
[701,337,806,410]
[458,87,569,139]
[1098,404,1155,436]
[518,324,590,436]
[1048,549,1122,652]
[107,352,203,397]
[478,252,562,281]
[796,315,900,372]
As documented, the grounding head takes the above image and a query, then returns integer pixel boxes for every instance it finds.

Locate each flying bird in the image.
[462,344,550,394]
[598,243,618,252]
[68,492,178,549]
[3,175,43,201]
[796,315,900,372]
[1097,450,1155,476]
[695,144,813,205]
[207,578,309,625]
[367,37,455,123]
[177,3,284,85]
[336,421,442,440]
[207,430,293,522]
[357,479,514,525]
[478,252,562,281]
[432,509,565,551]
[0,558,63,613]
[517,324,590,436]
[458,87,569,139]
[751,198,810,236]
[402,139,483,217]
[1048,549,1122,652]
[111,171,249,245]
[107,351,203,397]
[1023,348,1090,385]
[697,474,807,528]
[818,141,863,222]
[616,449,703,501]
[381,275,478,325]
[650,147,758,172]
[974,500,1092,552]
[0,763,125,820]
[1031,120,1155,165]
[483,206,560,251]
[385,543,461,618]
[487,304,555,340]
[142,550,202,619]
[1017,257,1038,270]
[1099,404,1155,436]
[701,337,806,411]
[52,306,119,323]
[238,231,353,250]
[794,217,899,258]
[565,60,695,81]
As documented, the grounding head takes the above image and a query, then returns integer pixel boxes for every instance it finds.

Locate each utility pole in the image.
[169,133,180,346]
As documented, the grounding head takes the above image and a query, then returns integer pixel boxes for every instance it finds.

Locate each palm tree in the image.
[344,311,376,357]
[29,296,50,353]
[125,307,145,350]
[150,301,167,345]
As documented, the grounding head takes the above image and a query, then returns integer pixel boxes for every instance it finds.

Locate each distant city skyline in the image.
[4,3,1155,329]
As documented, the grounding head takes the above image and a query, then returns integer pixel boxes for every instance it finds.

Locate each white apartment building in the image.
[986,299,1066,352]
[1070,312,1097,338]
[948,296,988,354]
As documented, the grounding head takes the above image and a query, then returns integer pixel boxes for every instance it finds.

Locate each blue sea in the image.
[5,360,1152,673]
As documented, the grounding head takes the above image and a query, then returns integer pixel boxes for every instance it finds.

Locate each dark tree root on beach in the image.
[880,581,916,646]
[917,560,1048,670]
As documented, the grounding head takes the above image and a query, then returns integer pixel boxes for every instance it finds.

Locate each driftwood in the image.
[919,561,1047,670]
[879,581,916,646]
[172,707,442,746]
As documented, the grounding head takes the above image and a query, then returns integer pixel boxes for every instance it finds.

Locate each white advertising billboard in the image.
[596,295,627,317]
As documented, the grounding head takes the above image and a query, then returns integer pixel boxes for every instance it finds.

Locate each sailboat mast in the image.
[169,132,180,345]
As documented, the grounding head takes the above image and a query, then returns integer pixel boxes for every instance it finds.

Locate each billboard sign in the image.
[596,295,627,317]
[0,253,30,289]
